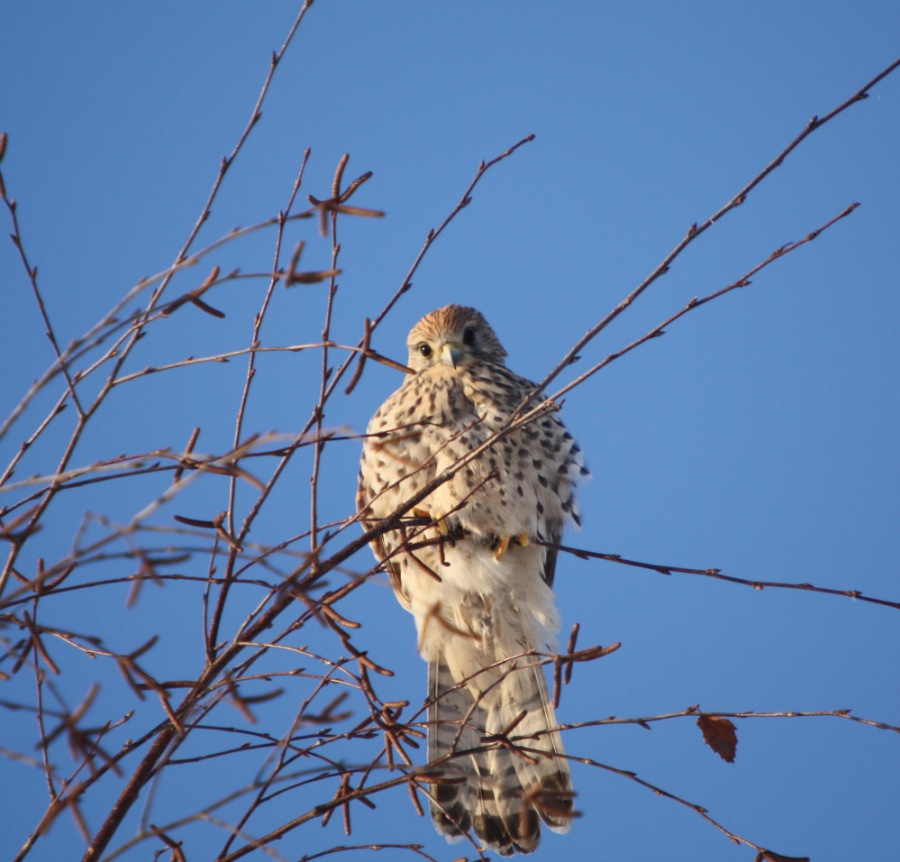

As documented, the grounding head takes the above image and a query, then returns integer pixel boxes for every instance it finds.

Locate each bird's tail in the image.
[427,652,574,855]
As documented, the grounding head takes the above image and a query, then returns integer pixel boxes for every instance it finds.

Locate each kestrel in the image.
[357,305,586,854]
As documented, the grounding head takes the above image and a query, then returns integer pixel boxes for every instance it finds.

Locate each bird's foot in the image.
[491,532,530,561]
[412,506,450,536]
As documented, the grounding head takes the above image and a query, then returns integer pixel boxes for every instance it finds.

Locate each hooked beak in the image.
[439,341,462,368]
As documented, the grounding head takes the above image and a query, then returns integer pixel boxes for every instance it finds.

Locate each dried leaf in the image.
[697,714,738,763]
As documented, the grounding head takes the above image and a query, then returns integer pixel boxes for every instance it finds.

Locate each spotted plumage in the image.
[357,305,586,854]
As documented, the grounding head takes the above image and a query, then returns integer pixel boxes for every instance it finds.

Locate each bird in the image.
[357,305,586,854]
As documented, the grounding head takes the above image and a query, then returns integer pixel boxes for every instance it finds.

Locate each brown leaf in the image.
[697,714,738,763]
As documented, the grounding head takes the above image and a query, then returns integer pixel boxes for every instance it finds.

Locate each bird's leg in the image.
[492,535,511,560]
[491,533,530,561]
[412,506,450,537]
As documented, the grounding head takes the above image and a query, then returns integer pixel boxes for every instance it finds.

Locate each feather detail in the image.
[358,306,584,854]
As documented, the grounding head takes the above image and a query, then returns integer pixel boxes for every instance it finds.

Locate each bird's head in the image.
[406,305,507,373]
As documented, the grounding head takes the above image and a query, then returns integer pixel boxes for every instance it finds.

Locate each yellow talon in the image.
[493,535,511,560]
[413,506,449,536]
[493,533,529,561]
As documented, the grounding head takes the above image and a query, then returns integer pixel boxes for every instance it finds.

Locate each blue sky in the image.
[2,4,898,861]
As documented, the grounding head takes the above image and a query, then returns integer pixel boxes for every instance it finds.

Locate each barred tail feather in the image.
[427,658,481,839]
[427,655,574,855]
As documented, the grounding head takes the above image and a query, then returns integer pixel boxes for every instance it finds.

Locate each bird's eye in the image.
[462,327,476,346]
[418,343,433,358]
